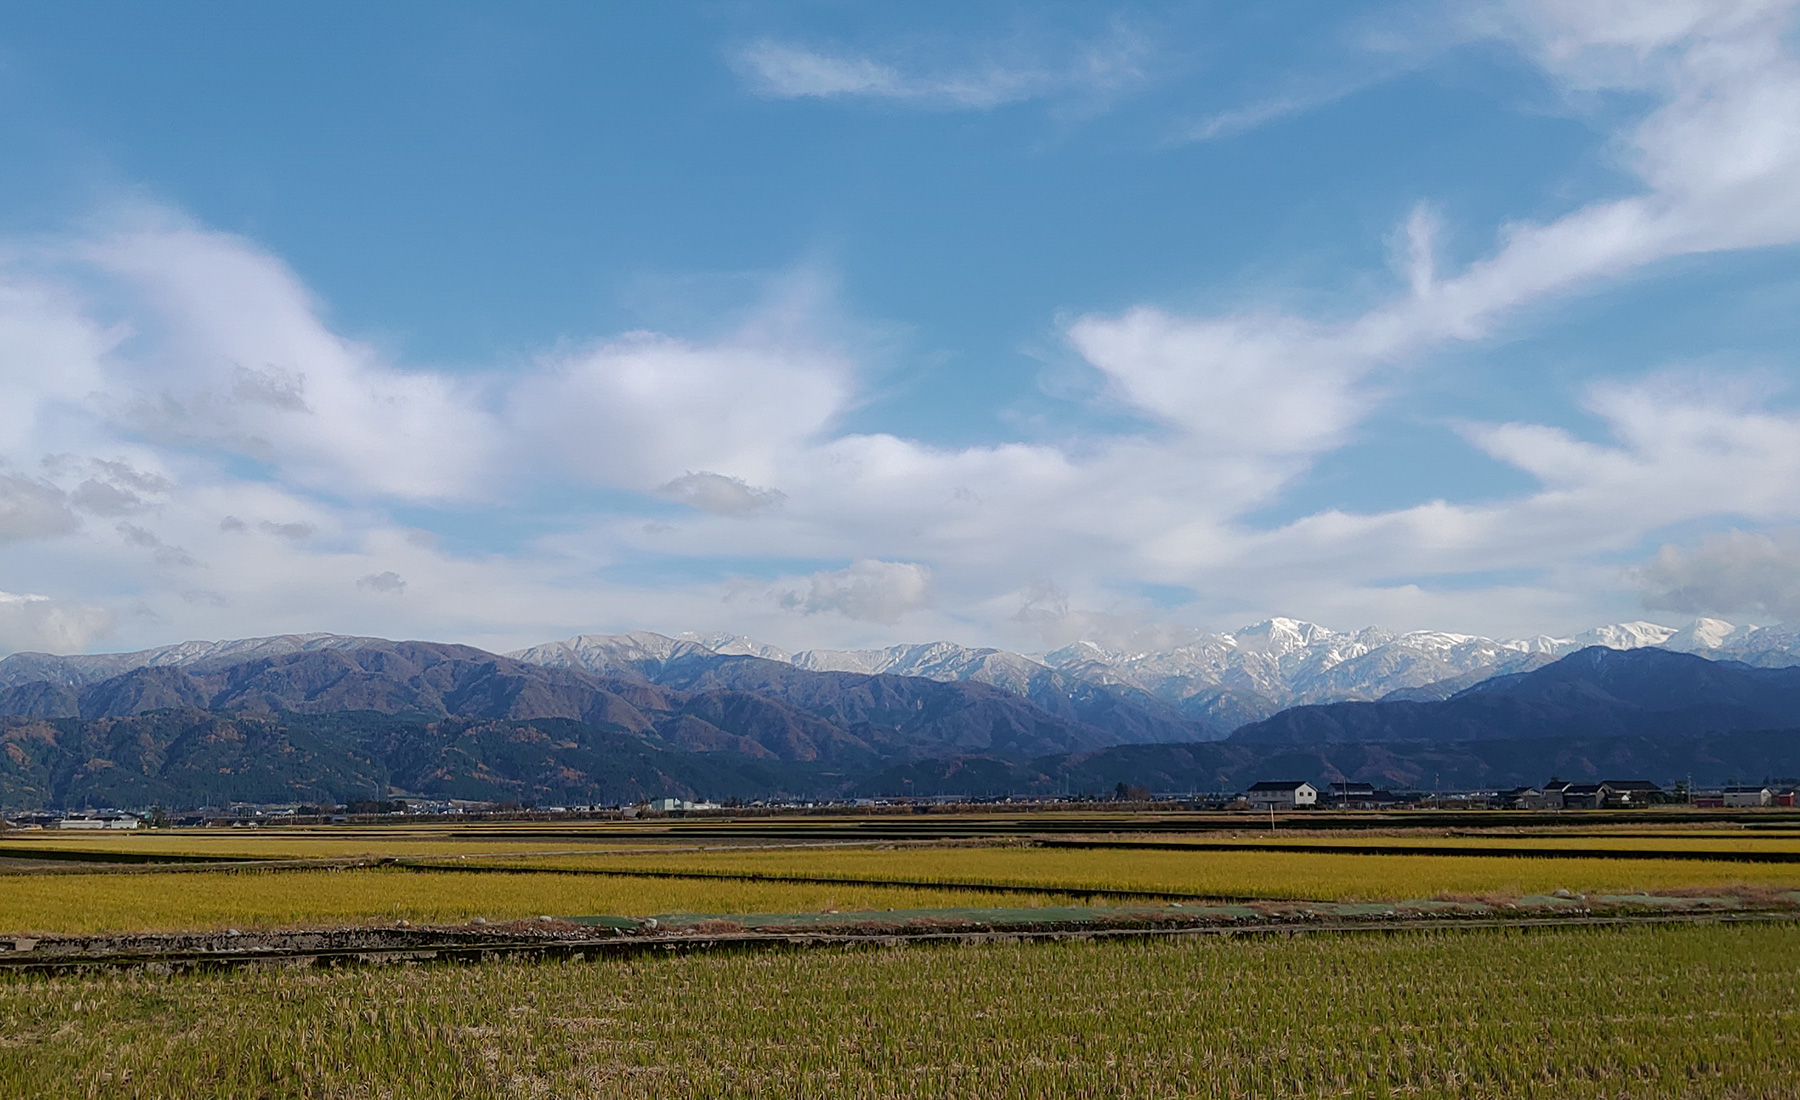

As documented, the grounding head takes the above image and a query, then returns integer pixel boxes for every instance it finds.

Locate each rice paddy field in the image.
[6,814,1800,1097]
[6,814,1800,933]
[485,843,1800,903]
[4,921,1798,1098]
[0,868,1083,935]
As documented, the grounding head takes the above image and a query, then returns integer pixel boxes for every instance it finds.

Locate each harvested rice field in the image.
[3,921,1797,1099]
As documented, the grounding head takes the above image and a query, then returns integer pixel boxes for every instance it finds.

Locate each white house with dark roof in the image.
[1245,781,1318,810]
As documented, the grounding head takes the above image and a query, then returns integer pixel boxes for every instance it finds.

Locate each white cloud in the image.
[1636,529,1800,620]
[1067,309,1372,457]
[780,560,933,622]
[0,591,113,654]
[89,218,500,502]
[358,571,407,595]
[735,41,913,100]
[3,3,1800,656]
[0,475,75,542]
[508,329,849,490]
[732,27,1149,110]
[660,472,787,517]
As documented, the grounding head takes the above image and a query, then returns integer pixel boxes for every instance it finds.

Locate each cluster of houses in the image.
[3,810,143,830]
[1243,778,1800,810]
[1245,781,1438,810]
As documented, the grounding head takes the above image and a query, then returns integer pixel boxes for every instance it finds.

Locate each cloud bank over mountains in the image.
[1,1,1800,657]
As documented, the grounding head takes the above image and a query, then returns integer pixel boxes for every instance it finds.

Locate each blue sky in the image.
[1,0,1799,655]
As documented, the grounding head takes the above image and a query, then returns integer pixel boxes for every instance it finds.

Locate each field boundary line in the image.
[4,909,1797,976]
[393,859,1253,901]
[1035,839,1800,863]
[0,846,268,866]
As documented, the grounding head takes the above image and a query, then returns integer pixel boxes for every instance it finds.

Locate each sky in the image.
[2,0,1800,656]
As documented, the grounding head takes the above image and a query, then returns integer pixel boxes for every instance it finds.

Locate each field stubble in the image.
[2,922,1796,1098]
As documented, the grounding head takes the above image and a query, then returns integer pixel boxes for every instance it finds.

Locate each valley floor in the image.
[5,813,1800,1097]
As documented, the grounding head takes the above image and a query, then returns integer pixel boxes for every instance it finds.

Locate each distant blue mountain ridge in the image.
[0,636,1796,808]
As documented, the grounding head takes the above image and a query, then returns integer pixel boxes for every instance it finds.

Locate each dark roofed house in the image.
[1562,783,1605,810]
[1246,781,1318,810]
[1560,780,1662,809]
[1324,782,1404,809]
[1497,786,1555,810]
[1599,780,1662,807]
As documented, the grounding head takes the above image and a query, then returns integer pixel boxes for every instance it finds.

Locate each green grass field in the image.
[3,922,1796,1098]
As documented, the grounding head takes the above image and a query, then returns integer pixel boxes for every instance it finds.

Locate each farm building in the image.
[1722,786,1773,808]
[1496,786,1560,809]
[52,812,141,830]
[1246,781,1318,810]
[1325,781,1375,806]
[647,798,722,812]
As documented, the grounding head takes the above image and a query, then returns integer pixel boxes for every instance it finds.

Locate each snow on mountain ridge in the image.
[674,632,793,661]
[1570,621,1679,650]
[0,633,391,689]
[7,616,1797,735]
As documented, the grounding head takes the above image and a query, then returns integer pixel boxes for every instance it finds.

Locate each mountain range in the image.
[511,616,1800,730]
[1,619,1798,808]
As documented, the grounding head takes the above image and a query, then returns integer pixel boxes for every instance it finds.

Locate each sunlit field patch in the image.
[495,844,1800,902]
[1151,834,1800,853]
[0,868,1083,935]
[0,829,654,861]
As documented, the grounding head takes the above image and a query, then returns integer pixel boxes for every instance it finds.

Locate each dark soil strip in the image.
[4,910,1796,976]
[0,846,265,865]
[234,810,1798,843]
[1034,839,1800,863]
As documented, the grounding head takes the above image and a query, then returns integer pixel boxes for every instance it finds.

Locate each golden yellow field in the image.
[1085,833,1800,853]
[8,816,1800,936]
[0,830,641,860]
[491,844,1800,901]
[0,867,1081,935]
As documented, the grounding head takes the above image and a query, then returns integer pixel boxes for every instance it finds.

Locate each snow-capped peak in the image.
[1570,621,1680,650]
[675,632,792,662]
[496,615,1800,735]
[1230,618,1337,657]
[1662,618,1741,651]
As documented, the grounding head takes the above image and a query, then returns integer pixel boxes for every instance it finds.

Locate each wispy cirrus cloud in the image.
[731,26,1151,110]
